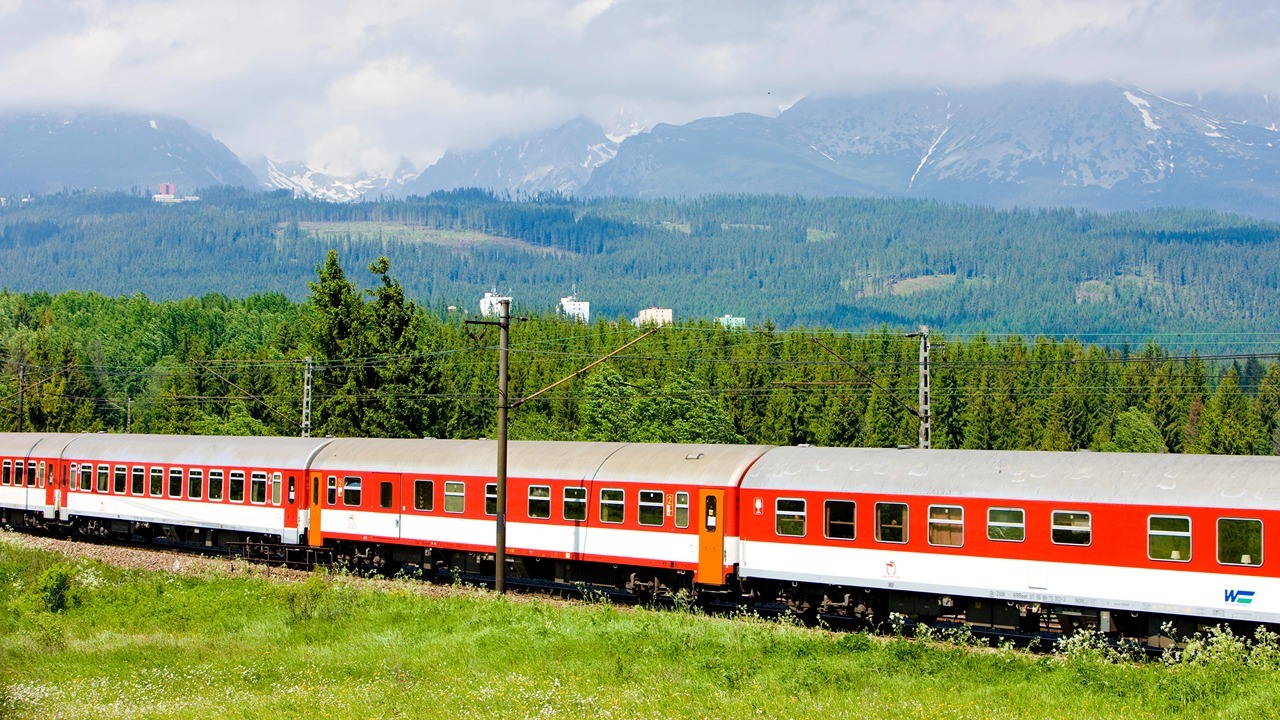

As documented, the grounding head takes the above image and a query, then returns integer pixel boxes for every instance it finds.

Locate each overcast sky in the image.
[1,0,1278,176]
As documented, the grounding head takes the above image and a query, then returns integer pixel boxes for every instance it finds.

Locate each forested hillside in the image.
[2,189,1280,341]
[0,256,1276,455]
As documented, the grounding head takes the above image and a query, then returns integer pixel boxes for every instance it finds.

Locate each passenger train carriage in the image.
[2,431,1279,644]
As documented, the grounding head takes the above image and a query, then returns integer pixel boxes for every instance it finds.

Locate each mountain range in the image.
[5,81,1280,218]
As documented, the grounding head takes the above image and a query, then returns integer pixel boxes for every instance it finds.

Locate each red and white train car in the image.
[306,438,771,589]
[739,447,1280,637]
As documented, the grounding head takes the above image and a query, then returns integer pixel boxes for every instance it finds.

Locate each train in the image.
[2,431,1277,646]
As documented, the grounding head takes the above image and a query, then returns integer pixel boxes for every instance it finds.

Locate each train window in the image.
[485,483,498,516]
[600,489,625,524]
[379,481,393,509]
[876,503,908,543]
[97,465,108,493]
[68,463,76,489]
[1149,515,1191,562]
[639,490,664,527]
[131,467,144,495]
[705,495,718,532]
[273,474,284,506]
[208,470,224,501]
[444,481,465,513]
[188,469,203,500]
[987,508,1025,542]
[413,480,434,511]
[28,462,38,487]
[80,464,92,491]
[114,466,126,494]
[312,476,320,505]
[824,500,856,540]
[675,492,690,529]
[342,477,361,507]
[563,487,586,521]
[776,498,806,537]
[168,469,183,498]
[1,459,9,485]
[1051,511,1091,546]
[1218,518,1263,566]
[250,472,268,504]
[229,471,246,502]
[36,461,44,487]
[327,476,337,505]
[928,505,964,547]
[149,468,163,496]
[528,485,551,519]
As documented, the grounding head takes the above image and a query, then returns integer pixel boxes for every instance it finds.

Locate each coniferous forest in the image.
[0,188,1279,453]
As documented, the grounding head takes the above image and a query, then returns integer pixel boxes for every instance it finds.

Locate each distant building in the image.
[158,182,176,196]
[480,291,512,317]
[560,294,590,323]
[152,183,199,203]
[633,307,673,327]
[717,315,747,329]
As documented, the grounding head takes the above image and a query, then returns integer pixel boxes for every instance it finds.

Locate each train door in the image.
[307,474,323,546]
[43,460,58,519]
[696,489,726,585]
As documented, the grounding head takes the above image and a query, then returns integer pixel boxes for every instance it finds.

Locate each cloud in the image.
[0,0,1277,175]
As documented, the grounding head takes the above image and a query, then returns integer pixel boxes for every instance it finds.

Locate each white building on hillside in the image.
[633,307,673,327]
[480,291,512,317]
[560,294,590,323]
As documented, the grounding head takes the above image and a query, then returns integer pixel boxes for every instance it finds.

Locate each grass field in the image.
[2,534,1279,719]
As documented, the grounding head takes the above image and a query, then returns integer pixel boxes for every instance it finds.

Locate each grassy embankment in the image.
[2,534,1279,719]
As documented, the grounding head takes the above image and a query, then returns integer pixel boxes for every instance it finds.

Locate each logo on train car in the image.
[1225,589,1256,605]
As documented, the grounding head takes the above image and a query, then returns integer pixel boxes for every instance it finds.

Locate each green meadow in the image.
[2,534,1278,719]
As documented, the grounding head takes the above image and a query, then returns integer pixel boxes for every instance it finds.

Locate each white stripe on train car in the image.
[66,495,289,538]
[740,540,1280,624]
[0,485,39,511]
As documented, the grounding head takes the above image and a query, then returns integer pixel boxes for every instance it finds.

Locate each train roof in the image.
[0,433,93,459]
[312,438,773,487]
[743,446,1280,510]
[56,433,336,468]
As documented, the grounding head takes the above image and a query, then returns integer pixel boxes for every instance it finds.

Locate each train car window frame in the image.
[1148,515,1192,562]
[168,468,183,498]
[1,459,9,486]
[485,483,498,516]
[36,461,44,488]
[250,471,268,504]
[114,465,126,494]
[131,466,144,495]
[208,470,224,501]
[12,461,21,488]
[928,505,965,548]
[326,476,337,506]
[379,480,393,509]
[272,473,283,506]
[824,499,856,541]
[528,485,551,519]
[675,491,690,529]
[413,479,434,512]
[342,476,361,507]
[564,487,587,521]
[1217,517,1263,567]
[444,481,465,514]
[149,467,163,497]
[639,490,665,527]
[229,471,246,503]
[1051,510,1092,546]
[875,502,908,544]
[29,461,39,488]
[68,462,76,489]
[986,507,1026,542]
[600,488,625,524]
[776,498,807,537]
[96,465,108,493]
[80,463,93,492]
[188,469,203,500]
